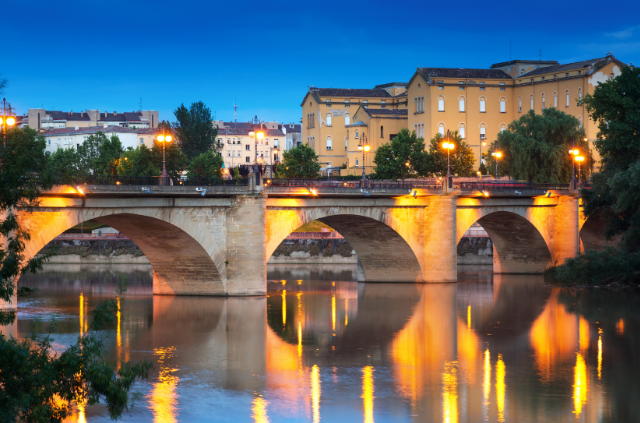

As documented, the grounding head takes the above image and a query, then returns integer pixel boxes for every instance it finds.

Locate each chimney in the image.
[69,110,72,115]
[105,111,107,118]
[81,110,84,117]
[114,111,117,116]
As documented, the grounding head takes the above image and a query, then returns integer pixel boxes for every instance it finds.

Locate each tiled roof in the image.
[98,112,141,122]
[419,68,512,80]
[312,88,393,98]
[373,82,408,88]
[345,121,368,127]
[217,128,284,136]
[520,57,610,77]
[364,109,408,116]
[46,111,91,121]
[278,123,302,133]
[41,126,144,136]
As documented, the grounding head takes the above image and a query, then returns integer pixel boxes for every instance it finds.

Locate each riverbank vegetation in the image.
[545,65,640,286]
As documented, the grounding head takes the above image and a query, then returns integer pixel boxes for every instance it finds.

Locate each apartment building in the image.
[21,109,159,131]
[300,83,408,170]
[216,127,284,169]
[41,126,145,153]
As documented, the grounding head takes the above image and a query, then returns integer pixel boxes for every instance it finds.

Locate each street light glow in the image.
[364,145,370,152]
[6,117,15,126]
[441,141,455,150]
[575,156,585,162]
[492,151,502,158]
[249,131,255,137]
[157,134,165,142]
[256,131,264,140]
[165,135,172,142]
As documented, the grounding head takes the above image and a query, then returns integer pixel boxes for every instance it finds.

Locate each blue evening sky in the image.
[3,0,639,124]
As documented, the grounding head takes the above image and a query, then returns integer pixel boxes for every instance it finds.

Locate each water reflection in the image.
[9,263,640,422]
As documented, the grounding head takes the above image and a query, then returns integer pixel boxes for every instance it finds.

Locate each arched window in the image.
[344,137,348,150]
[326,136,333,150]
[459,123,466,139]
[345,114,350,125]
[499,97,506,113]
[479,96,486,113]
[480,123,486,140]
[578,88,582,101]
[380,126,384,138]
[578,116,582,129]
[459,96,465,112]
[438,123,445,135]
[421,97,425,112]
[518,96,522,112]
[414,97,418,113]
[418,83,421,90]
[542,93,546,109]
[554,91,558,108]
[520,69,525,75]
[438,96,445,112]
[355,131,359,139]
[326,114,332,126]
[566,90,570,107]
[500,123,507,132]
[530,94,534,110]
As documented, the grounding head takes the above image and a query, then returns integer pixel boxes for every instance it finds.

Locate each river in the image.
[5,263,639,422]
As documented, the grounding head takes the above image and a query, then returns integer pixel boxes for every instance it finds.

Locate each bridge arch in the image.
[18,208,227,295]
[456,207,553,273]
[579,211,620,252]
[266,207,425,282]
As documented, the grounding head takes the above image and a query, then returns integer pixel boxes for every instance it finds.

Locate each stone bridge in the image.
[2,182,608,305]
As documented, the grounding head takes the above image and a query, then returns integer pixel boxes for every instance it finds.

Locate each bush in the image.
[545,248,640,286]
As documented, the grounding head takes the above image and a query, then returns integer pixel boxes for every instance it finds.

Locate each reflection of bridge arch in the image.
[18,208,227,294]
[267,207,425,282]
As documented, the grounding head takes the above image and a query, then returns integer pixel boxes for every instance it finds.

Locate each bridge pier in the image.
[423,196,457,283]
[553,196,580,266]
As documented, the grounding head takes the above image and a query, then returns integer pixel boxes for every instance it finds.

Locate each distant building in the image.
[212,119,301,152]
[278,123,302,151]
[215,127,284,169]
[20,109,159,131]
[41,126,147,153]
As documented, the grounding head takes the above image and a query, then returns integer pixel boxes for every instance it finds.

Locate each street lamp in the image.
[249,129,265,185]
[156,133,173,186]
[441,130,455,191]
[491,150,502,180]
[575,155,585,186]
[1,98,16,146]
[568,148,580,191]
[357,133,370,181]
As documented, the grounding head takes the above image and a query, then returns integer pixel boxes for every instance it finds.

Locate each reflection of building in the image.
[20,109,159,131]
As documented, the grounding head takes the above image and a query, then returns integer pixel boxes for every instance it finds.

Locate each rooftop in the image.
[217,128,285,136]
[490,59,559,68]
[311,88,393,98]
[41,126,146,136]
[520,56,616,77]
[373,82,408,88]
[364,109,408,116]
[419,68,512,80]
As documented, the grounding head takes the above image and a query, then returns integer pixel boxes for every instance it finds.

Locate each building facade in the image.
[21,109,159,131]
[41,126,145,153]
[216,127,284,170]
[300,84,408,171]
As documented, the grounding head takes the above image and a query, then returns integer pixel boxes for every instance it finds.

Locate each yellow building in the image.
[300,84,408,171]
[406,54,627,166]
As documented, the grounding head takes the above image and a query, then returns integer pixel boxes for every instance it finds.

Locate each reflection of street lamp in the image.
[357,133,370,181]
[575,155,585,186]
[441,130,455,190]
[156,133,173,185]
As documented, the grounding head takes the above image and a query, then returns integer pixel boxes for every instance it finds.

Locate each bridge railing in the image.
[68,176,249,187]
[455,181,570,192]
[265,178,442,190]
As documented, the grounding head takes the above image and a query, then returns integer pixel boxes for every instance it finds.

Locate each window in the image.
[578,88,582,101]
[499,82,505,91]
[459,124,465,139]
[566,90,570,107]
[578,71,582,76]
[345,100,350,108]
[479,97,486,113]
[480,124,486,139]
[459,81,464,90]
[139,137,144,145]
[381,101,386,109]
[438,124,445,135]
[518,97,522,113]
[356,159,359,167]
[415,97,418,113]
[245,144,250,151]
[326,114,332,126]
[438,81,444,90]
[362,100,368,108]
[438,96,445,112]
[541,76,545,81]
[459,97,465,112]
[565,73,569,78]
[326,100,331,108]
[355,131,359,139]
[380,126,384,138]
[578,116,582,129]
[246,157,250,163]
[554,92,558,108]
[542,94,546,109]
[530,95,534,110]
[345,115,350,125]
[418,83,421,90]
[479,82,485,91]
[520,69,525,75]
[500,98,506,113]
[345,137,348,150]
[227,151,231,157]
[326,137,332,150]
[500,123,507,132]
[610,73,614,79]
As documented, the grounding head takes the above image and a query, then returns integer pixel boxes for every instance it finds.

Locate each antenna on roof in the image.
[539,49,542,61]
[139,98,142,112]
[509,36,511,60]
[234,98,238,129]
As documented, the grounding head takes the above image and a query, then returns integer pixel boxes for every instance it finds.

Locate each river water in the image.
[6,263,639,422]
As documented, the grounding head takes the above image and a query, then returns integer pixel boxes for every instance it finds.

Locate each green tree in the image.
[276,144,321,178]
[372,128,432,180]
[488,109,590,183]
[428,132,476,177]
[77,132,124,176]
[152,140,186,180]
[187,151,224,179]
[117,145,159,177]
[173,102,217,159]
[47,147,86,183]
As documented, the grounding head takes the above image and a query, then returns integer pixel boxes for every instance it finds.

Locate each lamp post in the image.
[1,98,16,147]
[440,130,455,191]
[249,128,265,185]
[156,133,173,185]
[481,141,487,175]
[357,133,370,181]
[575,155,585,186]
[491,140,502,181]
[568,145,580,191]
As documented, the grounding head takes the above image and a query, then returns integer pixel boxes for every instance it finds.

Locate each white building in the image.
[216,127,284,169]
[41,126,143,153]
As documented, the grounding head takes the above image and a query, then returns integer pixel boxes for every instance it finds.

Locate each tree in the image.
[77,132,124,176]
[372,128,433,180]
[547,65,640,285]
[428,132,476,177]
[152,140,186,180]
[173,102,217,160]
[187,151,224,179]
[47,147,86,183]
[117,145,159,177]
[276,144,321,178]
[488,109,590,183]
[0,128,151,422]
